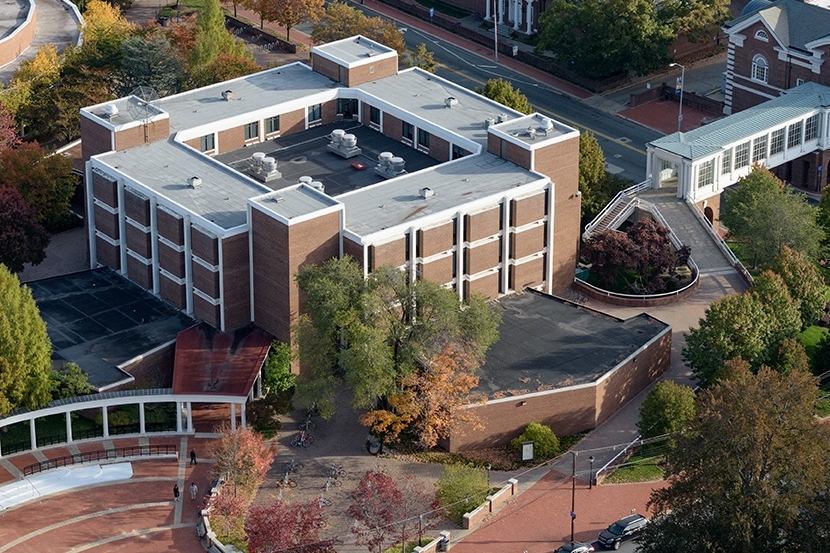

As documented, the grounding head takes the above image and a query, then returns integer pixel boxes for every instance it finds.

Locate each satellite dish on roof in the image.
[127,87,160,143]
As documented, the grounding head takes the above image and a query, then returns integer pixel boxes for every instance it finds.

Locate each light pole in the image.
[570,451,576,542]
[588,455,594,490]
[670,62,685,133]
[485,463,492,488]
[493,0,499,62]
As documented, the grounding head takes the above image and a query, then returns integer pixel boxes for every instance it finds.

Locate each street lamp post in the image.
[570,451,577,542]
[670,62,685,133]
[485,463,492,488]
[589,456,594,490]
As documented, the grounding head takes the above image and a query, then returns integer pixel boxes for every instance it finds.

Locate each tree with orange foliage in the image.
[258,0,324,41]
[210,425,276,497]
[360,346,483,449]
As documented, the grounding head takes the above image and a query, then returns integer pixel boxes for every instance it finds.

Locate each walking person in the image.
[173,484,180,502]
[190,449,197,465]
[190,482,198,500]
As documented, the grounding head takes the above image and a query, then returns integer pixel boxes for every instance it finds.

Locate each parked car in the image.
[597,514,648,549]
[554,542,595,553]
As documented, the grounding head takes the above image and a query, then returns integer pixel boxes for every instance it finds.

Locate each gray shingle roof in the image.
[725,0,830,50]
[648,82,830,159]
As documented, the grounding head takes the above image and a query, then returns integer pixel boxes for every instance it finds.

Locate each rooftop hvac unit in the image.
[484,117,496,128]
[445,96,458,108]
[248,155,282,183]
[375,152,407,179]
[298,176,313,185]
[251,152,266,168]
[189,176,202,189]
[104,104,119,119]
[497,113,507,123]
[540,117,554,131]
[420,187,434,198]
[222,90,236,101]
[327,129,362,158]
[309,181,325,193]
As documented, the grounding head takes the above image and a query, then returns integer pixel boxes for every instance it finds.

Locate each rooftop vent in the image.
[327,129,362,158]
[540,117,554,131]
[103,104,119,119]
[189,176,202,189]
[420,187,435,199]
[445,96,458,108]
[497,113,507,123]
[222,90,236,101]
[484,117,495,128]
[375,152,407,180]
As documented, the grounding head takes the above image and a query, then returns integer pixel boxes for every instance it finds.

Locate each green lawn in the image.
[602,443,668,484]
[817,394,830,417]
[799,325,828,359]
[383,539,437,553]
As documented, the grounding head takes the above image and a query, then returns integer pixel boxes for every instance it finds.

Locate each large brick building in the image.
[80,36,582,354]
[723,0,830,114]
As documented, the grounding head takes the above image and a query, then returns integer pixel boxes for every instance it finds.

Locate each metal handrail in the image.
[22,444,178,476]
[583,180,651,236]
[684,200,754,284]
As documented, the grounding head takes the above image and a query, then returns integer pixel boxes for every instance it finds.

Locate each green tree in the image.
[0,264,52,415]
[0,142,77,231]
[767,337,811,376]
[435,464,490,525]
[510,422,560,458]
[403,43,436,72]
[189,0,251,82]
[295,257,501,421]
[118,33,184,97]
[639,366,830,553]
[475,78,532,114]
[657,0,731,43]
[771,245,825,328]
[682,292,773,386]
[194,53,262,88]
[636,380,695,440]
[750,270,801,344]
[536,0,673,79]
[262,341,294,394]
[578,131,607,220]
[50,362,93,400]
[817,185,830,256]
[722,167,824,267]
[311,1,364,44]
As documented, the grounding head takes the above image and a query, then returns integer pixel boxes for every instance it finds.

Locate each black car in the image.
[597,514,648,549]
[554,542,595,553]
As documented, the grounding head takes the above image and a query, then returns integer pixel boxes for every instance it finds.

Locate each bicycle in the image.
[284,458,304,473]
[317,495,332,508]
[291,430,314,447]
[324,476,342,492]
[328,461,346,478]
[277,472,297,489]
[298,418,316,431]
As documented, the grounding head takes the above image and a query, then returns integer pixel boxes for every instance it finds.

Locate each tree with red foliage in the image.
[246,499,338,553]
[626,218,676,291]
[210,425,276,498]
[210,489,249,535]
[0,104,19,153]
[349,470,438,553]
[0,187,49,273]
[580,228,634,287]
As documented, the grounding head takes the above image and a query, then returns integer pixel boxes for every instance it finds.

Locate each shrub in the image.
[510,422,560,458]
[637,381,696,441]
[435,464,489,526]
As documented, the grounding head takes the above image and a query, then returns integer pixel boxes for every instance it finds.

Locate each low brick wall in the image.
[462,478,518,529]
[413,531,451,553]
[224,16,297,53]
[573,274,699,307]
[0,1,36,68]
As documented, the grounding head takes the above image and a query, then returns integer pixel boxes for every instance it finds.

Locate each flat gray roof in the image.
[96,139,270,230]
[313,35,395,66]
[476,290,670,398]
[156,63,338,134]
[493,113,574,145]
[250,185,341,222]
[356,68,525,147]
[338,153,543,237]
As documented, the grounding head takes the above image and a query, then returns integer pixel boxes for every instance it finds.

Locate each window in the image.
[721,148,732,174]
[200,134,215,152]
[417,128,430,149]
[805,114,821,141]
[337,98,358,118]
[698,159,714,188]
[752,135,767,163]
[452,144,466,160]
[752,55,768,83]
[735,141,750,168]
[369,106,380,125]
[308,103,322,124]
[244,121,259,141]
[402,121,414,141]
[796,78,805,86]
[265,115,280,135]
[770,128,785,155]
[788,121,803,148]
[754,30,768,41]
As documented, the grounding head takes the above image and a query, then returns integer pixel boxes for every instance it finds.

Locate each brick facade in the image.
[191,227,218,265]
[126,254,152,289]
[419,222,454,257]
[466,239,500,275]
[159,273,186,309]
[465,271,500,299]
[92,172,118,208]
[465,207,501,242]
[370,237,407,269]
[420,255,454,284]
[221,233,251,330]
[157,209,184,245]
[125,224,152,258]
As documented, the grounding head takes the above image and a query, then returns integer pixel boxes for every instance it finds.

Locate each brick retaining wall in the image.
[0,1,36,68]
